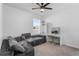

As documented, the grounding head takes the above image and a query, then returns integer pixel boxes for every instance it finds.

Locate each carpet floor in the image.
[34,42,79,56]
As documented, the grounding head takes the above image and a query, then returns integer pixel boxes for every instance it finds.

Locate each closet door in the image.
[47,23,52,34]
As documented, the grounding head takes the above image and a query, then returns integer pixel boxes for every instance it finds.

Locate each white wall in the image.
[2,4,41,38]
[0,3,2,48]
[45,3,79,48]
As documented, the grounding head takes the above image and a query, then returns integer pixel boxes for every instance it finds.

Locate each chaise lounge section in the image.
[21,33,46,46]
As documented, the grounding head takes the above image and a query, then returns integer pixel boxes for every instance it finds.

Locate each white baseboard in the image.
[62,43,79,49]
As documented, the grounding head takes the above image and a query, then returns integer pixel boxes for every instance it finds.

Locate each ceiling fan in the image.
[32,3,52,12]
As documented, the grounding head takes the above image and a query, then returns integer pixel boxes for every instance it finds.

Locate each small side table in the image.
[46,34,60,45]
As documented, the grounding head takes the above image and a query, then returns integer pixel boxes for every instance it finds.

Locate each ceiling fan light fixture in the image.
[40,9,44,12]
[32,3,52,12]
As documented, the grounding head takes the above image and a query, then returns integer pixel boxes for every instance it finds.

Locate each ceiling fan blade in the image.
[44,7,52,10]
[32,8,40,10]
[43,3,50,7]
[36,3,41,6]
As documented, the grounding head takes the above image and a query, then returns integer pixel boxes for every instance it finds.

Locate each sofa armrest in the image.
[0,49,14,56]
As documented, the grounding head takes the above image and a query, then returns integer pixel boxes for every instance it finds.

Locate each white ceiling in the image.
[4,3,56,18]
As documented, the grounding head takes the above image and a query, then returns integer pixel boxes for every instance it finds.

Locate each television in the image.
[51,27,60,34]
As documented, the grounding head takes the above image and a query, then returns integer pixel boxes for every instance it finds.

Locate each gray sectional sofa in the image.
[0,33,46,56]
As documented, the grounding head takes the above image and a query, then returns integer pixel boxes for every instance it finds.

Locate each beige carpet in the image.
[34,42,79,56]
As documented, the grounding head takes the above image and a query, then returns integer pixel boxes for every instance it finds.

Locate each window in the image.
[32,19,41,34]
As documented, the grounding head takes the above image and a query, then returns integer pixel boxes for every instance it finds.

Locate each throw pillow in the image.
[19,41,28,49]
[11,44,25,52]
[8,36,25,52]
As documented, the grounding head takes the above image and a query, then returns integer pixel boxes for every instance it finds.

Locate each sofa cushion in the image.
[26,38,34,42]
[32,37,43,40]
[15,36,24,42]
[9,37,25,52]
[19,40,32,48]
[11,44,25,52]
[21,33,31,39]
[18,41,28,49]
[27,37,42,42]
